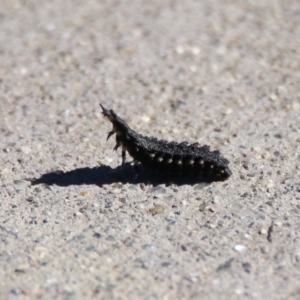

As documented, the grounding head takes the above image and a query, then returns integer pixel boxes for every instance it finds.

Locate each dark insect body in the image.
[100,104,232,182]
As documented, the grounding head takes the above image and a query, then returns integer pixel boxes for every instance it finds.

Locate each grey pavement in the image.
[1,1,300,299]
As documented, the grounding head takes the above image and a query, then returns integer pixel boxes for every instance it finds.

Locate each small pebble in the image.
[135,204,144,210]
[274,133,282,139]
[22,105,31,116]
[105,199,114,208]
[260,228,267,235]
[128,184,139,191]
[119,197,128,204]
[10,288,21,295]
[181,245,188,251]
[34,187,42,193]
[142,244,156,250]
[248,222,256,228]
[176,45,185,54]
[228,202,244,215]
[140,183,146,191]
[79,190,89,197]
[148,204,166,215]
[235,288,244,295]
[217,258,234,271]
[244,233,252,239]
[93,232,102,239]
[165,195,175,206]
[193,183,209,190]
[15,264,29,273]
[234,244,246,252]
[274,151,280,157]
[123,237,134,247]
[199,202,207,212]
[106,235,115,241]
[242,262,251,273]
[140,115,150,123]
[181,200,188,207]
[148,186,167,195]
[252,146,261,153]
[161,262,171,267]
[21,146,32,154]
[86,245,98,252]
[208,224,217,229]
[13,180,27,186]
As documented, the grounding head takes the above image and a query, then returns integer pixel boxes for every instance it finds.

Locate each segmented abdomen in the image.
[126,136,231,180]
[100,104,232,182]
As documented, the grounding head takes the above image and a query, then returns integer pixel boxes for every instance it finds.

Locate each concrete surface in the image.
[1,0,300,299]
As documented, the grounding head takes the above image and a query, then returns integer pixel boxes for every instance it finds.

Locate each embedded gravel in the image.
[1,1,300,299]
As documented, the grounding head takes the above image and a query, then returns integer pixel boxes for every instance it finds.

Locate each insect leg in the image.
[113,135,121,151]
[122,150,126,165]
[107,130,115,141]
[133,159,139,178]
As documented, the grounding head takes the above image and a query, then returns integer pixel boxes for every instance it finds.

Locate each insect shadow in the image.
[29,163,218,187]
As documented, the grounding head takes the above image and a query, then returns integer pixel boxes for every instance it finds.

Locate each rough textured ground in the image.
[1,0,300,299]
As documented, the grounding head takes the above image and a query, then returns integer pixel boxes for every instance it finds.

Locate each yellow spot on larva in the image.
[199,160,204,164]
[189,160,194,165]
[167,158,172,163]
[176,160,182,165]
[149,153,155,158]
[157,157,163,162]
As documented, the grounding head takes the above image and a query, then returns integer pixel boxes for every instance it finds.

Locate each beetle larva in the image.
[100,104,232,182]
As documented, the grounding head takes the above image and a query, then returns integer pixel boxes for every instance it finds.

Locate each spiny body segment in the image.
[100,104,232,182]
